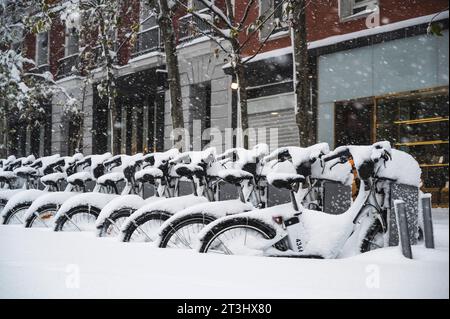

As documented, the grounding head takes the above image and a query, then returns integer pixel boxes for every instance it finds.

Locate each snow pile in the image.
[0,210,447,298]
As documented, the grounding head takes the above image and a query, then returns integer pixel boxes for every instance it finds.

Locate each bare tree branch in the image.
[175,0,232,41]
[238,0,288,52]
[195,0,234,29]
[238,0,256,30]
[243,25,278,65]
[224,0,234,24]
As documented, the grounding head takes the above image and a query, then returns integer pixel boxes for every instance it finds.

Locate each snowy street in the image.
[0,209,448,299]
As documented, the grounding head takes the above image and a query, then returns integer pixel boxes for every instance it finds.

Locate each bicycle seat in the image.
[98,172,125,186]
[135,168,164,184]
[67,172,94,188]
[218,169,253,185]
[267,173,305,190]
[0,171,16,181]
[41,172,67,189]
[175,164,205,179]
[14,167,38,179]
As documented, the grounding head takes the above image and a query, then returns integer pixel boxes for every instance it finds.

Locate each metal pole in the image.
[422,196,435,249]
[394,200,413,259]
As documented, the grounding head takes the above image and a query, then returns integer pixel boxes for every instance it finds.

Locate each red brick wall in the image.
[118,0,140,65]
[23,33,36,71]
[241,0,449,56]
[49,17,65,76]
[306,0,449,42]
[22,0,450,70]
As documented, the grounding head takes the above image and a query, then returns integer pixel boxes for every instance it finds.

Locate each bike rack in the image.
[394,200,413,259]
[421,194,435,249]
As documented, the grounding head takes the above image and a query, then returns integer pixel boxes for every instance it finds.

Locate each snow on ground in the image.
[0,209,448,299]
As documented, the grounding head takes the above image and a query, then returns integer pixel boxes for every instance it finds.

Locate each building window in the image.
[179,1,213,41]
[273,0,289,25]
[190,82,211,148]
[36,31,49,66]
[190,0,208,11]
[339,0,378,21]
[135,1,160,55]
[334,87,449,208]
[260,0,289,39]
[65,26,79,56]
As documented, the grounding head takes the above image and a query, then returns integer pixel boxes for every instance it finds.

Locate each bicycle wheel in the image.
[159,213,217,249]
[2,203,31,225]
[353,209,385,253]
[25,204,58,228]
[98,208,135,238]
[360,219,385,253]
[54,205,100,232]
[199,217,287,255]
[0,199,7,214]
[121,210,172,243]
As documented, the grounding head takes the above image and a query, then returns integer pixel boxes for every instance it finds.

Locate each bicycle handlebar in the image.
[323,149,352,163]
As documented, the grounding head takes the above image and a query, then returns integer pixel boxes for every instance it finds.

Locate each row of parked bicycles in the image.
[0,141,423,258]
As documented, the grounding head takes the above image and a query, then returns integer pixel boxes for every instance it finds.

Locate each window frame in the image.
[259,0,289,41]
[35,31,50,67]
[65,25,80,57]
[339,0,379,22]
[135,0,161,55]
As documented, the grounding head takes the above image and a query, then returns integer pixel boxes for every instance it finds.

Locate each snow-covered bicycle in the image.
[95,149,180,237]
[156,143,353,249]
[119,148,219,242]
[197,142,421,258]
[155,144,271,249]
[22,153,93,228]
[0,154,66,225]
[53,153,146,232]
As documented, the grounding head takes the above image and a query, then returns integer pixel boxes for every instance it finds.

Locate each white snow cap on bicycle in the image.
[331,141,421,187]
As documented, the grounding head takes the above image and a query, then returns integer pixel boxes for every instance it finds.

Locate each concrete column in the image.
[121,105,127,154]
[143,104,149,153]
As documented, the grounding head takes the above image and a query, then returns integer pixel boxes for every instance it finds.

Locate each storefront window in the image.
[376,87,449,207]
[334,86,449,207]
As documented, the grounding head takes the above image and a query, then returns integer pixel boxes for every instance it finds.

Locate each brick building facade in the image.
[2,0,449,205]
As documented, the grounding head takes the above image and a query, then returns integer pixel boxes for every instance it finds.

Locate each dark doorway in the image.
[335,99,373,147]
[190,81,211,148]
[92,88,108,154]
[109,68,166,155]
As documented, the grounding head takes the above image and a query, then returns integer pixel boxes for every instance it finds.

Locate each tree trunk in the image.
[292,0,314,147]
[235,62,249,149]
[159,0,185,146]
[99,16,117,154]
